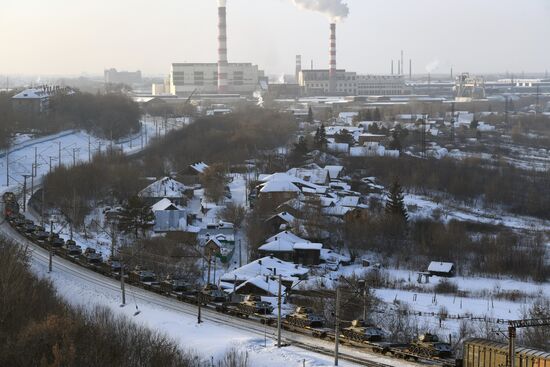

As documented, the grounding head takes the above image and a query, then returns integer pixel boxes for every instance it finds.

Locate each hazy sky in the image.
[1,0,549,77]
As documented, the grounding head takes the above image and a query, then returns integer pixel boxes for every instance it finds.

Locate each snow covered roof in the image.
[336,196,360,208]
[293,242,322,251]
[259,180,301,193]
[320,249,351,263]
[428,261,454,273]
[234,275,286,296]
[12,88,50,99]
[151,198,183,211]
[258,238,295,252]
[189,162,209,174]
[266,230,308,244]
[267,211,295,224]
[139,177,186,198]
[260,172,325,193]
[221,256,309,283]
[286,167,329,185]
[323,205,352,216]
[324,165,344,180]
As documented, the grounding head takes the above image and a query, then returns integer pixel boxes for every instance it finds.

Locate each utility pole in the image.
[34,147,37,175]
[31,164,36,198]
[58,142,61,167]
[88,135,91,161]
[197,289,202,324]
[238,239,242,267]
[5,147,9,186]
[72,148,78,166]
[277,274,282,348]
[207,254,212,285]
[334,287,341,366]
[505,97,509,125]
[22,174,31,212]
[48,220,53,273]
[41,188,45,227]
[508,326,516,367]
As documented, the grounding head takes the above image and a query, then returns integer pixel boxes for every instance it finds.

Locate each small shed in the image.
[293,242,322,266]
[427,261,455,277]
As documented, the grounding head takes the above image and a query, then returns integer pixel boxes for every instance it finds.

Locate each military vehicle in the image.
[238,295,274,315]
[342,320,385,342]
[408,333,453,358]
[285,307,324,328]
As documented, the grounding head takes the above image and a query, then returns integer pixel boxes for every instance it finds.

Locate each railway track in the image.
[0,219,422,367]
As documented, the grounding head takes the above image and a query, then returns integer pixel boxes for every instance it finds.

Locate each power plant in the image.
[167,0,265,97]
[164,0,406,98]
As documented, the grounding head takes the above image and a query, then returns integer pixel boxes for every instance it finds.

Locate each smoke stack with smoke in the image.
[292,0,349,22]
[218,0,228,93]
[329,23,337,94]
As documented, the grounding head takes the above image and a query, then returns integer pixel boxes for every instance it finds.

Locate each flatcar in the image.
[464,338,550,367]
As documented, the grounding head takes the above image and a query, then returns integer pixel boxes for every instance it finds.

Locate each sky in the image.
[0,0,549,77]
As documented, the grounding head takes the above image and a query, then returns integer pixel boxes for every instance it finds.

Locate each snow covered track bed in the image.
[0,220,423,367]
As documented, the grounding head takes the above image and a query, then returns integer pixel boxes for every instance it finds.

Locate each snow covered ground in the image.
[0,116,187,194]
[9,224,414,367]
[404,193,550,231]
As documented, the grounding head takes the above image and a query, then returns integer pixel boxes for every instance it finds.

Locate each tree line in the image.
[0,90,141,149]
[347,155,550,220]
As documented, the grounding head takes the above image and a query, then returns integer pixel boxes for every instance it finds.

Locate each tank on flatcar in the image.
[285,307,324,328]
[201,284,228,303]
[409,333,453,358]
[238,295,274,315]
[342,319,385,342]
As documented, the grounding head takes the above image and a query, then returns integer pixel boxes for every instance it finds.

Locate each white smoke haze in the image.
[218,0,226,7]
[425,59,440,73]
[292,0,350,22]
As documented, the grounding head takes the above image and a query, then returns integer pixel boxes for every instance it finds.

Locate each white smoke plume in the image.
[425,59,440,73]
[292,0,349,22]
[218,0,226,7]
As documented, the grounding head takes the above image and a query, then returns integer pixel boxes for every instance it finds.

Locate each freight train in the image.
[3,192,548,367]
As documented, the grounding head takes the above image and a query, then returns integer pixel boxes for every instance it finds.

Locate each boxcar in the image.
[464,338,550,367]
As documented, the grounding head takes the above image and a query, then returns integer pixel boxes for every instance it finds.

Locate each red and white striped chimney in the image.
[218,1,228,94]
[329,23,337,94]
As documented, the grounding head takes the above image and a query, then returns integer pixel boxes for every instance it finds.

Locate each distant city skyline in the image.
[1,0,549,77]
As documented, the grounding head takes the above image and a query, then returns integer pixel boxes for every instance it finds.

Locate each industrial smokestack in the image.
[218,1,228,93]
[329,23,337,94]
[409,59,412,80]
[391,60,394,75]
[295,55,302,84]
[401,50,404,76]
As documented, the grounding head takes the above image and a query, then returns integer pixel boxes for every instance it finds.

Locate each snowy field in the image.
[0,116,187,194]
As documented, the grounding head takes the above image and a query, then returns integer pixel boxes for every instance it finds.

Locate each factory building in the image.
[104,68,142,85]
[299,70,405,96]
[169,63,265,96]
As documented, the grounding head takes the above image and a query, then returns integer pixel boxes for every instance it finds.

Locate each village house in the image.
[151,198,187,232]
[139,177,188,206]
[427,261,456,277]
